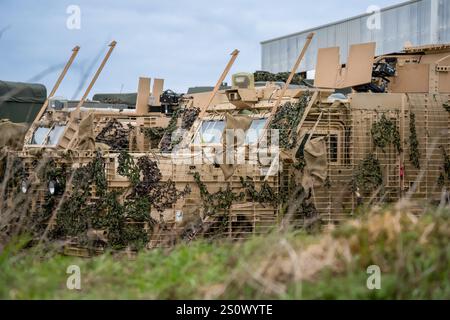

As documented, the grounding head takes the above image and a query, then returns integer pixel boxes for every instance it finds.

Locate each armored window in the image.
[328,135,338,163]
[31,126,51,145]
[47,125,66,146]
[193,120,225,144]
[245,118,267,145]
[30,125,66,146]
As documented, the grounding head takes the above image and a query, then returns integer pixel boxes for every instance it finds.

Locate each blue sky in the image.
[0,0,405,98]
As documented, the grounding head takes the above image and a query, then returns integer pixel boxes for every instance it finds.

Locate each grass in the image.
[0,204,449,300]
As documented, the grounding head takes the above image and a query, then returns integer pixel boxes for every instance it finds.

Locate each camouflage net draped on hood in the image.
[254,71,304,85]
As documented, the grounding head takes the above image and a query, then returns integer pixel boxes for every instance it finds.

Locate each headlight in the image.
[48,180,56,195]
[20,180,28,194]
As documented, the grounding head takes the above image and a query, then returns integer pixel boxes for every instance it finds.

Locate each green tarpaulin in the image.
[0,80,47,123]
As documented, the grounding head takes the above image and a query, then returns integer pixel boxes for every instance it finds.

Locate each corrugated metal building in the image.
[261,0,450,73]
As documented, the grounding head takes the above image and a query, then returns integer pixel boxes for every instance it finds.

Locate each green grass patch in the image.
[1,207,449,300]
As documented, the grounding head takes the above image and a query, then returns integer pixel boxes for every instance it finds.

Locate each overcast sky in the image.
[0,0,405,98]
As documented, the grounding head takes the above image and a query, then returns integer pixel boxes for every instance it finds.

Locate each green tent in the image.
[0,80,47,123]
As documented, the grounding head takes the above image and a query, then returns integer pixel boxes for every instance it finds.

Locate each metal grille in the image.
[300,93,450,225]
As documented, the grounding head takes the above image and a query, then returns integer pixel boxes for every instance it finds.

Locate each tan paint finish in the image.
[314,47,340,89]
[136,77,151,115]
[152,78,164,106]
[315,42,376,89]
[390,64,430,93]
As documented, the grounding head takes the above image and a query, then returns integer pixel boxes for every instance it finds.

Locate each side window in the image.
[193,118,268,146]
[328,134,338,163]
[245,118,267,145]
[31,127,51,145]
[193,120,225,144]
[47,125,66,146]
[30,125,66,146]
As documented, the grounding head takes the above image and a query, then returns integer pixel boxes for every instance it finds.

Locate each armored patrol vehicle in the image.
[2,35,450,255]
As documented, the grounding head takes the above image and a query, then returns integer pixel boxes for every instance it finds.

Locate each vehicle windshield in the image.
[47,125,66,145]
[193,118,268,145]
[193,120,225,144]
[245,118,267,145]
[31,127,51,145]
[30,125,66,146]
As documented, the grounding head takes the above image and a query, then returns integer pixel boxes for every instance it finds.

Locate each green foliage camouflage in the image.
[353,154,383,195]
[409,112,420,169]
[51,151,190,250]
[160,110,181,152]
[269,92,312,149]
[160,108,200,152]
[118,151,190,210]
[292,157,306,172]
[31,160,70,234]
[239,176,278,207]
[443,102,450,113]
[192,172,245,237]
[1,155,27,198]
[141,127,165,149]
[438,146,450,188]
[181,108,200,130]
[371,114,402,153]
[193,172,244,217]
[117,150,141,185]
[285,184,319,225]
[96,119,134,150]
[254,71,304,85]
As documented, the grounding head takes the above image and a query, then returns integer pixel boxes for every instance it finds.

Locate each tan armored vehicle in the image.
[2,35,450,254]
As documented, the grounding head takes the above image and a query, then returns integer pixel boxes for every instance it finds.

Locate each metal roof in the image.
[261,0,422,44]
[261,0,449,73]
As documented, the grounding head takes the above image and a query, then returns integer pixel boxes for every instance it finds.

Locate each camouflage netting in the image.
[291,186,319,220]
[352,154,383,196]
[47,151,190,250]
[438,146,450,188]
[193,172,244,217]
[371,114,402,153]
[1,155,27,197]
[96,118,134,150]
[278,177,320,231]
[239,177,278,207]
[181,108,200,130]
[191,172,245,238]
[142,127,165,149]
[92,93,137,106]
[160,107,200,152]
[409,112,420,169]
[254,71,304,85]
[443,102,450,113]
[269,92,312,149]
[117,150,191,210]
[177,174,281,241]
